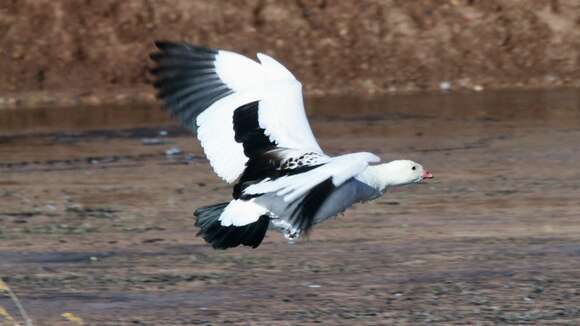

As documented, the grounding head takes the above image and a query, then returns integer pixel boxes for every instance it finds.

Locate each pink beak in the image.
[422,170,433,179]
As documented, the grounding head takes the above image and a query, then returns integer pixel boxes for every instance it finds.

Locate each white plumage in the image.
[194,50,323,183]
[150,42,433,249]
[219,199,268,227]
[197,92,255,182]
[243,152,380,203]
[258,80,322,153]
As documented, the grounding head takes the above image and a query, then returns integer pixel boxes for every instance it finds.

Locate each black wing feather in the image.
[232,101,277,157]
[290,178,335,233]
[231,101,324,198]
[150,41,232,130]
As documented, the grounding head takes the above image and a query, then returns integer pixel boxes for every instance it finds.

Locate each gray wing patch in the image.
[255,178,381,237]
[312,179,381,225]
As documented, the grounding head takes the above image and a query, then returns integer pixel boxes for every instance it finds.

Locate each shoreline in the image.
[1,83,579,111]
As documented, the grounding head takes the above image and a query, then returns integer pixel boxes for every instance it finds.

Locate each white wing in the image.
[151,42,322,183]
[256,54,321,153]
[243,152,381,203]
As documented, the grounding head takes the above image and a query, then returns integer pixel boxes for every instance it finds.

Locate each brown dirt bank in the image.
[2,0,580,98]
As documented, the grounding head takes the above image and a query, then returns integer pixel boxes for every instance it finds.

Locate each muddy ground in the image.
[2,0,580,98]
[1,89,580,325]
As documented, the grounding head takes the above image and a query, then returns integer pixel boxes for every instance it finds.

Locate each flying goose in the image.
[150,41,433,249]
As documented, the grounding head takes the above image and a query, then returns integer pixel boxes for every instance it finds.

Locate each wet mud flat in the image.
[1,90,580,325]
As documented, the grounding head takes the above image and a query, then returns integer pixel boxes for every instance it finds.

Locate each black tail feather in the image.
[194,202,270,249]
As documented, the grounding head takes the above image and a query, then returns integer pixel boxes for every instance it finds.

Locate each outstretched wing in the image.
[150,42,323,183]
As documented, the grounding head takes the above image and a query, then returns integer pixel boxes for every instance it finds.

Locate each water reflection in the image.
[1,88,579,134]
[308,88,580,123]
[0,103,171,134]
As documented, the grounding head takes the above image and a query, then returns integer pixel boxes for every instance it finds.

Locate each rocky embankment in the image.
[1,0,580,108]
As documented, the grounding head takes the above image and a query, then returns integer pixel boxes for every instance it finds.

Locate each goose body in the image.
[150,42,433,249]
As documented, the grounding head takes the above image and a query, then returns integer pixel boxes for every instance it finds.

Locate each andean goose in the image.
[150,42,433,249]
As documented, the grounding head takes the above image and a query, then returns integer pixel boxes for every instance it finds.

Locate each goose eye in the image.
[412,166,416,171]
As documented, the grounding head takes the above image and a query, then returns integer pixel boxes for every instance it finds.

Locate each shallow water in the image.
[1,89,579,325]
[1,88,579,134]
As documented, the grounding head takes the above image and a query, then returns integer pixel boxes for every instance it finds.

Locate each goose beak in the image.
[422,170,433,180]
